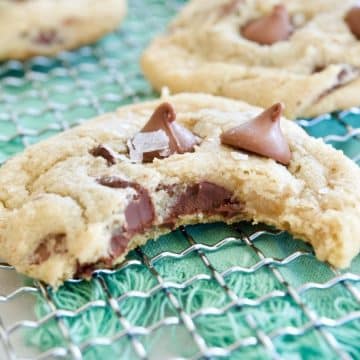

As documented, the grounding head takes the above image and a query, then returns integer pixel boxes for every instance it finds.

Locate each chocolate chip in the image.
[34,29,59,45]
[165,182,243,222]
[90,145,116,166]
[221,103,292,165]
[76,176,155,277]
[129,103,199,163]
[32,243,51,265]
[125,189,154,234]
[30,233,66,265]
[97,176,136,190]
[313,65,326,73]
[75,263,96,278]
[110,228,129,258]
[97,176,155,256]
[317,65,359,101]
[241,5,293,45]
[345,6,360,39]
[78,181,242,274]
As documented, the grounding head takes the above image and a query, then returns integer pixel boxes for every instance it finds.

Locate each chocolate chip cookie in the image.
[0,93,359,286]
[0,0,127,61]
[142,0,360,118]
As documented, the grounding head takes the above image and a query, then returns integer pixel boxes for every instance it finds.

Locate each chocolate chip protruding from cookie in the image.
[220,103,292,165]
[129,103,199,163]
[241,5,293,45]
[345,7,360,39]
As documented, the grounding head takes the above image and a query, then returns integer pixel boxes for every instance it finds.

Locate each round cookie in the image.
[0,0,127,61]
[142,0,360,118]
[0,93,359,286]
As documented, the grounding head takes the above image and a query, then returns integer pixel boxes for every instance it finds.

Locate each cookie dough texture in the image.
[0,0,127,61]
[0,94,359,286]
[142,0,360,118]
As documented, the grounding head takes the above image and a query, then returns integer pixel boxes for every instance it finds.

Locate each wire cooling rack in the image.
[0,1,359,359]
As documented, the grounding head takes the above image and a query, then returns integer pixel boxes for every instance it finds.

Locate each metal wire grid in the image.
[297,110,360,166]
[0,225,360,359]
[0,0,359,358]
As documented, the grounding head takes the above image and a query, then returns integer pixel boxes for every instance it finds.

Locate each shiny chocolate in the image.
[165,182,243,223]
[345,6,360,39]
[133,102,199,162]
[241,5,293,45]
[221,103,292,165]
[97,176,155,257]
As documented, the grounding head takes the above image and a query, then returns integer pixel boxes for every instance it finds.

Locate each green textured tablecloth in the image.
[0,1,359,359]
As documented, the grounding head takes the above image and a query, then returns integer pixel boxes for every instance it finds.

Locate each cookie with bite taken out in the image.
[0,93,359,286]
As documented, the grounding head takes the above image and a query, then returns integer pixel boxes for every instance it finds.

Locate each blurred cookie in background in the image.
[142,0,360,119]
[0,0,127,61]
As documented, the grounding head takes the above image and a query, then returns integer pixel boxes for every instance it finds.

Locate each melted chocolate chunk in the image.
[129,103,199,163]
[345,6,360,39]
[75,256,114,278]
[97,177,155,233]
[166,182,243,223]
[75,262,97,279]
[221,103,292,165]
[97,176,155,257]
[31,233,66,265]
[241,5,293,45]
[110,228,129,259]
[90,145,116,166]
[125,189,154,234]
[77,180,243,277]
